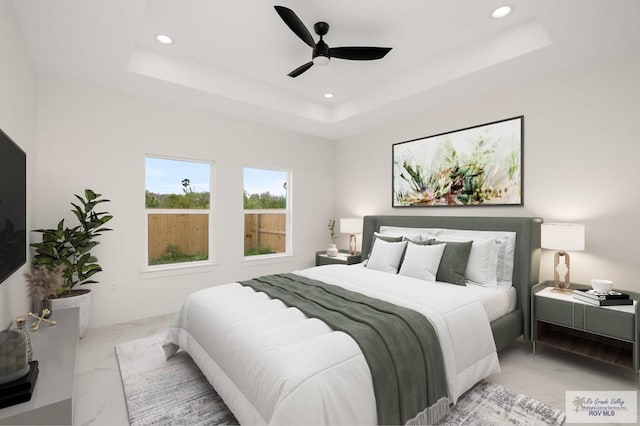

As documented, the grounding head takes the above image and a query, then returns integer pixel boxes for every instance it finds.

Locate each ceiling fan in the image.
[274,5,392,78]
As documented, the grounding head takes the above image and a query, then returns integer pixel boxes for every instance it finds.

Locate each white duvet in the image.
[163,265,500,425]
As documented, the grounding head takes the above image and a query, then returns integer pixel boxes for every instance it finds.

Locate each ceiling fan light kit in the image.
[274,5,392,78]
[313,55,330,66]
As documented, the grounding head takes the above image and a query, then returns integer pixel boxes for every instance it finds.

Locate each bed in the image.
[163,215,542,425]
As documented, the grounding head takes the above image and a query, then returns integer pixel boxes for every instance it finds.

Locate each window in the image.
[243,167,290,258]
[145,156,213,268]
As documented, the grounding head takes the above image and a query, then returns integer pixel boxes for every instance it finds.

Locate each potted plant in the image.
[326,219,339,257]
[30,189,113,337]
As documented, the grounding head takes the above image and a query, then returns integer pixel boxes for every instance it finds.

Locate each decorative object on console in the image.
[14,317,33,361]
[0,317,40,409]
[572,288,632,306]
[0,308,78,424]
[27,310,57,331]
[0,329,29,385]
[0,360,39,409]
[326,244,338,257]
[392,116,523,207]
[590,278,613,293]
[29,189,113,338]
[326,219,338,257]
[541,223,585,293]
[24,265,64,318]
[340,217,363,255]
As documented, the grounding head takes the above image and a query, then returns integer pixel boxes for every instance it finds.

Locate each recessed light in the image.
[323,93,334,99]
[155,34,173,45]
[491,6,512,19]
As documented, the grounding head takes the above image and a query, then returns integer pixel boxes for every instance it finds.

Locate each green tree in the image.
[145,190,160,208]
[243,191,286,209]
[145,178,210,209]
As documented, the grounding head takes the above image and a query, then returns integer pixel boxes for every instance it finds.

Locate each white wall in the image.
[35,79,335,328]
[0,1,38,327]
[334,54,640,292]
[11,12,640,329]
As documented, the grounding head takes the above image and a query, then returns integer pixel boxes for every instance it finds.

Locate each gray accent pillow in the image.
[431,239,473,285]
[374,233,404,243]
[404,237,434,245]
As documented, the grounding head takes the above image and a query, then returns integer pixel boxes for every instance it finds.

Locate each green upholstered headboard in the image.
[361,215,542,341]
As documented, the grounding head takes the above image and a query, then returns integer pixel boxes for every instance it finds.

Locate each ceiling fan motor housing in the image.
[313,22,330,36]
[313,39,330,64]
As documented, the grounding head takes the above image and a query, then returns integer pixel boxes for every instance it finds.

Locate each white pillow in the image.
[437,236,498,287]
[431,229,516,285]
[362,232,405,266]
[467,239,498,287]
[398,241,445,281]
[366,239,408,273]
[495,237,516,284]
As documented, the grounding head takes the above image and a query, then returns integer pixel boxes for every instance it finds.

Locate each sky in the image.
[145,157,211,194]
[243,168,287,196]
[145,157,287,196]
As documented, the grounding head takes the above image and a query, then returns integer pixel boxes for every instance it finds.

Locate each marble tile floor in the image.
[75,313,175,426]
[75,315,640,425]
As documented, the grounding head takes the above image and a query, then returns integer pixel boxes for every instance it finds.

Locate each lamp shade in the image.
[541,223,585,251]
[340,218,363,235]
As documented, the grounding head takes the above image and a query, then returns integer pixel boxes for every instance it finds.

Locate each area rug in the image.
[115,333,237,425]
[116,333,565,425]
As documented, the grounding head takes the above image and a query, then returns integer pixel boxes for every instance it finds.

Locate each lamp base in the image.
[550,287,573,295]
[349,234,356,255]
[553,250,571,292]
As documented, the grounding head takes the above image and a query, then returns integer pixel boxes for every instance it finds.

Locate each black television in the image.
[0,127,27,284]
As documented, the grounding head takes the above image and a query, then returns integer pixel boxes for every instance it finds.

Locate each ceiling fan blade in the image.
[287,61,314,78]
[274,6,315,48]
[329,46,392,60]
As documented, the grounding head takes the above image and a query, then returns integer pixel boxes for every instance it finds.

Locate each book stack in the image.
[572,289,633,306]
[0,361,39,409]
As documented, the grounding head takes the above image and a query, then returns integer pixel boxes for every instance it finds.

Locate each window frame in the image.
[242,166,292,261]
[143,154,215,272]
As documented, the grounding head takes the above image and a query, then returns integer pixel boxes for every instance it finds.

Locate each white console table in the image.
[0,308,79,425]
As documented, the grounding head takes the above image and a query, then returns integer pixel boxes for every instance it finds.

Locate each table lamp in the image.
[541,223,585,292]
[340,218,363,255]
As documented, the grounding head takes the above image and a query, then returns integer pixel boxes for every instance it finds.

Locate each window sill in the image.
[141,261,218,279]
[242,253,293,267]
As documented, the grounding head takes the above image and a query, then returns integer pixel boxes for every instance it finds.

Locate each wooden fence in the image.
[148,212,285,259]
[244,213,286,254]
[148,214,209,259]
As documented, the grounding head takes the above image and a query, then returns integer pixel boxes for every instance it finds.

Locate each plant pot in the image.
[326,244,339,257]
[50,289,92,338]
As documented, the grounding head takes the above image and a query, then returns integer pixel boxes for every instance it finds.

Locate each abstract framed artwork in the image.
[392,116,523,207]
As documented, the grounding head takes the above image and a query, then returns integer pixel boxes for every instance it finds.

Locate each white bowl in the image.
[591,279,613,293]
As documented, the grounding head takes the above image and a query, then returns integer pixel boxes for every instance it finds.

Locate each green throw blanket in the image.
[239,273,450,425]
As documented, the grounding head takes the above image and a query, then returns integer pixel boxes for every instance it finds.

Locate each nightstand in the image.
[315,250,361,266]
[532,281,640,383]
